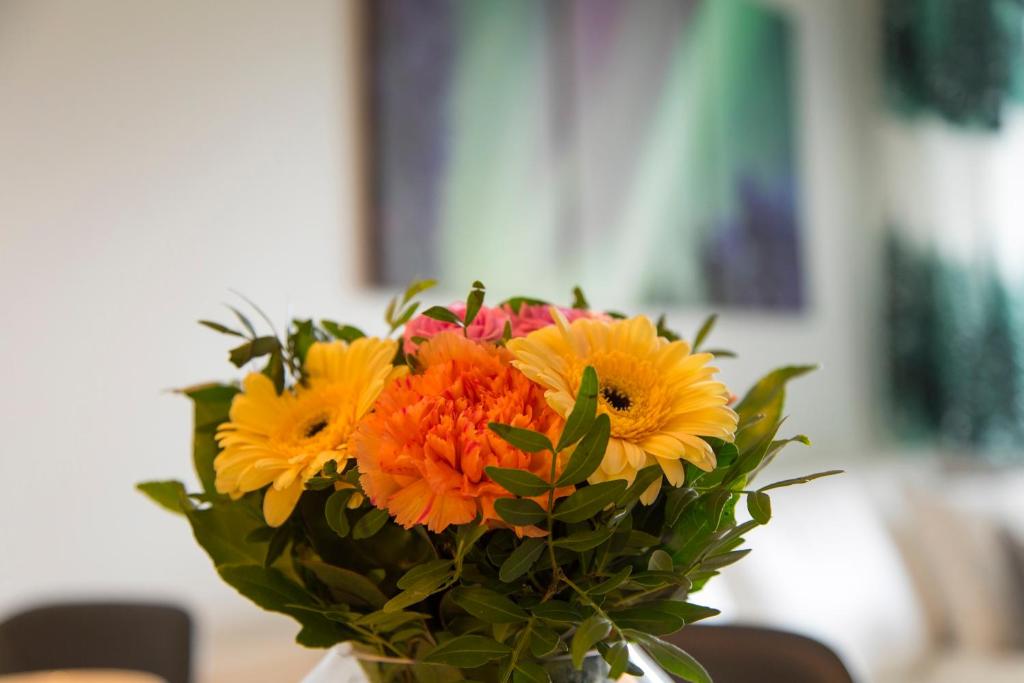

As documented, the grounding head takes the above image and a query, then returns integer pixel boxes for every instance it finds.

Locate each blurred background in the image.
[2,0,1023,681]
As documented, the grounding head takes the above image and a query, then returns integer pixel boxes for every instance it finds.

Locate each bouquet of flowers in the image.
[139,281,837,682]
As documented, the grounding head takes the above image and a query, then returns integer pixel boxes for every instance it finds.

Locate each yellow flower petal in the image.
[263,478,304,528]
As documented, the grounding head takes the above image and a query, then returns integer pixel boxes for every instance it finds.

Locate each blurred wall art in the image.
[365,0,804,310]
[883,0,1024,457]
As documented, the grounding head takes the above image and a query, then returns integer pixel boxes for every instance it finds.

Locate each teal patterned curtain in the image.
[884,0,1024,457]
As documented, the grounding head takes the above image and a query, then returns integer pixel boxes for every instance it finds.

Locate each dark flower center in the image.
[305,419,329,438]
[601,386,632,411]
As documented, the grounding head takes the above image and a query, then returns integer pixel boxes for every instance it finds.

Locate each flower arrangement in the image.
[139,281,837,682]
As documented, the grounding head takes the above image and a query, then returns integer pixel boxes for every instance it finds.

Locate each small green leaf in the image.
[382,588,431,613]
[648,549,673,572]
[464,283,486,328]
[228,335,280,367]
[403,278,438,304]
[226,305,258,337]
[455,522,488,565]
[735,365,817,452]
[747,491,772,524]
[485,467,552,497]
[452,587,529,623]
[571,616,611,669]
[423,635,512,668]
[352,508,390,539]
[137,480,188,514]
[356,610,430,631]
[692,313,718,352]
[488,423,554,453]
[664,487,699,527]
[397,560,453,591]
[263,523,290,568]
[609,603,686,636]
[618,465,664,507]
[631,633,711,683]
[528,623,562,657]
[394,301,421,328]
[555,414,611,486]
[556,366,599,451]
[494,498,548,526]
[571,286,590,310]
[530,600,581,624]
[199,320,246,337]
[499,538,546,582]
[553,480,627,523]
[601,641,630,680]
[656,314,681,342]
[758,469,843,492]
[321,321,365,342]
[422,305,463,326]
[553,528,613,552]
[300,560,388,609]
[589,566,632,595]
[324,490,353,538]
[513,660,550,683]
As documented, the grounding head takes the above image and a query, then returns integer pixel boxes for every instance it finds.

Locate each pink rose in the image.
[402,303,510,354]
[504,304,609,338]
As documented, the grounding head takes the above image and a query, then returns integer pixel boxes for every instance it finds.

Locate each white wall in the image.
[0,0,373,675]
[0,0,881,678]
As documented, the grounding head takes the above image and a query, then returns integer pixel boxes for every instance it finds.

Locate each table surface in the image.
[0,671,164,683]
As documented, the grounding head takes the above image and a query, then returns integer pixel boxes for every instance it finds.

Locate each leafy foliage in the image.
[143,299,838,682]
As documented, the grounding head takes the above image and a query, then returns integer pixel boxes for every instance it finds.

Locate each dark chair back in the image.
[666,624,854,683]
[0,602,192,683]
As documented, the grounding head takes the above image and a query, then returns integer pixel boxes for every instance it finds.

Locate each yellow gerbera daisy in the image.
[214,337,403,527]
[507,312,737,503]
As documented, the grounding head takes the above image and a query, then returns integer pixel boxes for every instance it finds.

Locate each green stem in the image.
[544,448,562,598]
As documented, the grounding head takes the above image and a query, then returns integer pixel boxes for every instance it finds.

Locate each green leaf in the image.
[464,283,486,328]
[228,335,280,368]
[571,616,611,669]
[513,660,550,683]
[488,423,554,453]
[556,366,599,451]
[501,296,550,314]
[671,603,720,624]
[747,491,772,524]
[352,508,390,540]
[264,523,290,567]
[402,278,438,304]
[422,305,463,326]
[553,480,627,523]
[588,566,632,595]
[601,641,630,680]
[324,489,352,537]
[692,313,717,352]
[397,560,454,591]
[528,623,562,657]
[618,465,664,507]
[300,560,388,609]
[702,348,737,358]
[663,487,699,527]
[555,414,611,486]
[631,633,711,683]
[648,549,673,572]
[199,320,246,337]
[355,610,430,632]
[656,314,681,342]
[382,588,432,613]
[700,548,751,570]
[321,321,365,342]
[735,365,817,452]
[217,564,340,647]
[137,480,188,514]
[262,348,286,393]
[226,305,258,337]
[485,467,552,497]
[494,498,547,526]
[455,522,488,566]
[609,603,686,636]
[571,286,590,310]
[452,587,529,623]
[530,600,581,624]
[183,383,238,495]
[423,635,512,668]
[499,538,546,583]
[553,528,613,552]
[758,469,844,492]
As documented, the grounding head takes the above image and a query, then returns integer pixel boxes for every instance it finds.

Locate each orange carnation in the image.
[350,331,567,533]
